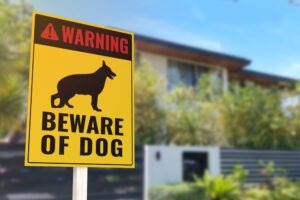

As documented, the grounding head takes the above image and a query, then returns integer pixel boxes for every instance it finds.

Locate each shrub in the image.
[244,188,272,200]
[195,171,241,200]
[149,183,204,200]
[272,178,300,200]
[244,178,300,200]
[148,165,300,200]
[258,160,286,189]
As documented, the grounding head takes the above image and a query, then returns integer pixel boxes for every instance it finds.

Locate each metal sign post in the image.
[72,167,88,200]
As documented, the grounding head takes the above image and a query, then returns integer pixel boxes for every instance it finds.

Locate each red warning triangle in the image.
[40,23,59,41]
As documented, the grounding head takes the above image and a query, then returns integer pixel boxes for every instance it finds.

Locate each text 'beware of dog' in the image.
[41,112,124,157]
[25,12,134,168]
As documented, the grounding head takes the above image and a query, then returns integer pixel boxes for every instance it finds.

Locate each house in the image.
[135,34,297,90]
[134,35,300,196]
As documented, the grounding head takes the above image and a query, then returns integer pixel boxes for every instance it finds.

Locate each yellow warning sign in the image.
[25,11,134,168]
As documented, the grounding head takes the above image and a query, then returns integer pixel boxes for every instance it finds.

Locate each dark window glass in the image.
[167,60,208,90]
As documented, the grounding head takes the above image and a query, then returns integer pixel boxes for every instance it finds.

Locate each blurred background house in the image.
[135,34,297,91]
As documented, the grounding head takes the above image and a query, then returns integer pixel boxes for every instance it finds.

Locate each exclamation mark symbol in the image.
[40,23,59,41]
[48,25,52,39]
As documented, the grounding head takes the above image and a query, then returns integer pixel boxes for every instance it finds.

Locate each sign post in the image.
[25,11,135,199]
[73,167,87,200]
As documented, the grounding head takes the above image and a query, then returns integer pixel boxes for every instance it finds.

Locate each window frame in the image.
[167,58,211,90]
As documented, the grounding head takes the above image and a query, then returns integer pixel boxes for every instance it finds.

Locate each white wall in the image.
[139,51,168,78]
[143,145,220,199]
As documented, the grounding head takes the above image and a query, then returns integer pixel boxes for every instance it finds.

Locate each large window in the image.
[167,59,208,90]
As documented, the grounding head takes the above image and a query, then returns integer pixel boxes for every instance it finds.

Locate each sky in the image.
[30,0,300,79]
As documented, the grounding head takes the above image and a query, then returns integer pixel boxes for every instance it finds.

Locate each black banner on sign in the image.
[34,14,133,60]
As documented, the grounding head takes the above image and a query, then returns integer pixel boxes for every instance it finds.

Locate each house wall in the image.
[138,51,168,78]
[137,50,229,91]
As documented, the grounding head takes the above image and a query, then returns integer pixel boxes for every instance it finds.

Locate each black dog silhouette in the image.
[51,60,116,111]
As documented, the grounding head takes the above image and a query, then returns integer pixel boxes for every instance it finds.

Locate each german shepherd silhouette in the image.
[51,60,116,111]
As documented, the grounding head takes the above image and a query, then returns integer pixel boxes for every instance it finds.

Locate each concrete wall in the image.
[143,145,220,199]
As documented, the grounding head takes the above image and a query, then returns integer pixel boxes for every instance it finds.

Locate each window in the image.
[167,60,208,90]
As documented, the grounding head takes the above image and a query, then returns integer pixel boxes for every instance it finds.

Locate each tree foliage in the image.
[221,83,297,149]
[135,64,300,149]
[0,0,32,136]
[165,74,226,145]
[134,64,166,144]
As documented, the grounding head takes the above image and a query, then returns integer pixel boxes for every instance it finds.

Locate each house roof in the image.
[135,34,298,87]
[135,34,250,71]
[230,69,298,88]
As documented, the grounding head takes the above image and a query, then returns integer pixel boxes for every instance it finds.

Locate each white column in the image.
[209,147,221,177]
[222,68,229,92]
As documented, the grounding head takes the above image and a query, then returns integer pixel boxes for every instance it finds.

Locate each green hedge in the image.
[149,183,204,200]
[244,178,300,200]
[149,179,300,200]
